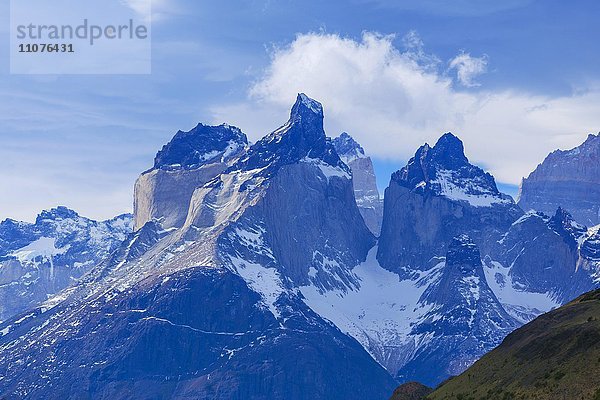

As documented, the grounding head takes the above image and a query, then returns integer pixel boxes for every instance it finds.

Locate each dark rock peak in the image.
[429,132,469,170]
[35,206,80,223]
[392,132,501,200]
[415,233,516,336]
[332,132,365,159]
[153,123,248,170]
[291,93,324,122]
[583,131,600,146]
[230,93,347,177]
[420,234,486,308]
[548,207,588,248]
[0,218,30,229]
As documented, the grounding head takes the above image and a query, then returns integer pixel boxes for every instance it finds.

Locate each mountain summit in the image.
[392,132,507,206]
[378,132,521,276]
[518,132,600,226]
[232,93,346,176]
[1,100,599,399]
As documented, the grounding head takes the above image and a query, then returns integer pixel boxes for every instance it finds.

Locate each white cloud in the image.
[211,31,600,186]
[449,52,489,87]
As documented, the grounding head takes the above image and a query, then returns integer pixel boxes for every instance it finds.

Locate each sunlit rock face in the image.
[134,123,248,230]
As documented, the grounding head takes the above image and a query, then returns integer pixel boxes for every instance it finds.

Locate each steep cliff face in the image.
[333,132,383,235]
[518,133,600,226]
[186,94,375,289]
[0,207,132,322]
[134,123,248,230]
[377,133,522,277]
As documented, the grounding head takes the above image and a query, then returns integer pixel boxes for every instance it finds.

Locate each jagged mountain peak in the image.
[553,131,600,158]
[429,132,469,169]
[420,234,485,308]
[391,132,510,208]
[230,93,347,177]
[582,131,600,145]
[404,233,518,384]
[292,93,324,118]
[332,132,366,164]
[153,123,248,170]
[36,206,80,223]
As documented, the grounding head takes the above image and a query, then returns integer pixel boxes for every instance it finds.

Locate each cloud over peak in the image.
[212,31,600,186]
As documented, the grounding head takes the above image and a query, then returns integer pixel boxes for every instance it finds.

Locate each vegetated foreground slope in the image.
[428,289,600,400]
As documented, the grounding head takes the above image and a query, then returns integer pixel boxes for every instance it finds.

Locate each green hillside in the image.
[428,289,600,400]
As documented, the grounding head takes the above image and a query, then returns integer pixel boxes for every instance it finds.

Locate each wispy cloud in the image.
[449,52,489,87]
[212,31,600,186]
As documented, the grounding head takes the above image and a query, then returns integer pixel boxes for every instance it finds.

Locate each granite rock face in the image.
[186,94,375,289]
[518,133,600,226]
[134,123,248,230]
[0,207,132,322]
[377,133,522,277]
[333,132,383,235]
[369,133,599,384]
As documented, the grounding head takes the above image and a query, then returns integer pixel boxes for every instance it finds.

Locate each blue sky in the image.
[1,0,600,221]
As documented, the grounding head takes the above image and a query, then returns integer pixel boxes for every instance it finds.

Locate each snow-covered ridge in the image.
[431,169,512,208]
[9,237,68,264]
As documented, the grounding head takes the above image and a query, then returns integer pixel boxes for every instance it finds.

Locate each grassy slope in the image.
[428,289,600,400]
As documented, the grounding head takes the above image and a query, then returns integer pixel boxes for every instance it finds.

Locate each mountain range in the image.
[0,208,132,322]
[0,94,598,399]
